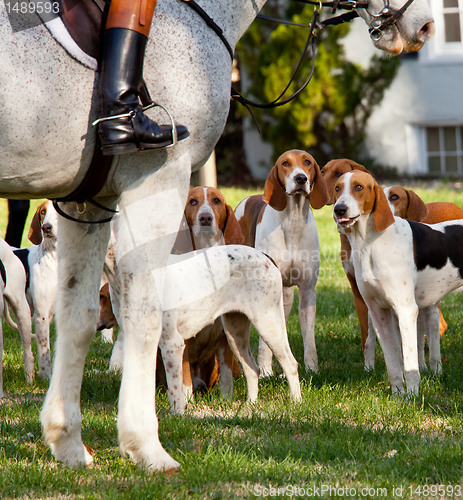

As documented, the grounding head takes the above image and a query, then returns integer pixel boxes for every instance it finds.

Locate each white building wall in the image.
[243,1,463,178]
[343,7,463,174]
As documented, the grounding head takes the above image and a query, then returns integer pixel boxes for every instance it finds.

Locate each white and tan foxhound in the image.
[13,200,58,379]
[235,149,329,374]
[333,171,463,395]
[102,241,302,413]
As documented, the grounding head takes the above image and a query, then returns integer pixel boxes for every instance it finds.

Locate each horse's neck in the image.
[199,0,268,47]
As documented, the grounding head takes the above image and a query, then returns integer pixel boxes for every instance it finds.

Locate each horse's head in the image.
[356,0,435,54]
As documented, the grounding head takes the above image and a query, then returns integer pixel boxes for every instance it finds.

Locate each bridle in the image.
[365,0,417,40]
[285,0,418,41]
[182,0,418,124]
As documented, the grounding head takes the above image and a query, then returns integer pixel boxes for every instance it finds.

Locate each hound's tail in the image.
[2,300,18,331]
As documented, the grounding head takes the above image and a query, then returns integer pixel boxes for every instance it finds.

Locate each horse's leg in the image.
[41,205,111,467]
[114,152,191,470]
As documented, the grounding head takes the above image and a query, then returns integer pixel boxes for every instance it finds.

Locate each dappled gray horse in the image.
[0,0,434,471]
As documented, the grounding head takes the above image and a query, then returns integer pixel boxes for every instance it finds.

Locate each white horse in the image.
[0,0,434,472]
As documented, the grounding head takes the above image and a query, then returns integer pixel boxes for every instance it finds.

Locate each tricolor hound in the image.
[382,186,463,371]
[323,160,457,370]
[0,238,34,397]
[13,200,58,379]
[235,150,329,374]
[333,171,463,395]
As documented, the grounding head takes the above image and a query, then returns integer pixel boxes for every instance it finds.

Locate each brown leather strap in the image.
[60,0,105,59]
[106,0,157,37]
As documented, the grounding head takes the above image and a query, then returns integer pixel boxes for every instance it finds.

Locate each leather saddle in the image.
[60,0,106,60]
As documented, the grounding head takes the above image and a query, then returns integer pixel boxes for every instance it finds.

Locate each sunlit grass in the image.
[1,182,463,498]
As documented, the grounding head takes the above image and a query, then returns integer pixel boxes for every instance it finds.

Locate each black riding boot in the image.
[97,28,189,156]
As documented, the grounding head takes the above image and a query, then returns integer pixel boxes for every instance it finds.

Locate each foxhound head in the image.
[179,186,244,250]
[28,200,58,245]
[97,283,118,331]
[263,150,328,211]
[321,158,370,205]
[333,172,395,234]
[383,185,428,222]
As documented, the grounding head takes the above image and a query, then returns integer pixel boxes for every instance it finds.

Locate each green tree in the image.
[235,1,401,167]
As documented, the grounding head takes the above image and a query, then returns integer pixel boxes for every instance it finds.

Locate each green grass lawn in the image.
[1,183,463,499]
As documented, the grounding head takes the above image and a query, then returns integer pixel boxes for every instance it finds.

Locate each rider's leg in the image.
[97,0,189,155]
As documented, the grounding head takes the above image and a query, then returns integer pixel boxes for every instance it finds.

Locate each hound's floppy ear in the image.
[223,204,245,245]
[348,160,370,173]
[310,160,330,209]
[373,182,395,233]
[263,165,287,211]
[28,206,43,245]
[405,189,428,222]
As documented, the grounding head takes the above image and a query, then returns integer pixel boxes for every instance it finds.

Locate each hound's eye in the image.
[212,198,221,204]
[354,185,363,192]
[304,159,310,166]
[189,199,197,205]
[282,161,289,167]
[41,209,47,215]
[321,170,325,176]
[335,186,340,192]
[390,194,399,201]
[335,172,342,178]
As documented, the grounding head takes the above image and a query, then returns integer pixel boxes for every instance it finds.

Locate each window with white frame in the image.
[423,0,463,61]
[425,125,463,174]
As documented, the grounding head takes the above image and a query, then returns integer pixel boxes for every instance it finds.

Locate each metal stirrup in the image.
[92,102,178,148]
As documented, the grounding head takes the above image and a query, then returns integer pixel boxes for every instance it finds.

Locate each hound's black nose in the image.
[42,222,53,234]
[294,174,307,185]
[334,204,348,217]
[199,212,213,226]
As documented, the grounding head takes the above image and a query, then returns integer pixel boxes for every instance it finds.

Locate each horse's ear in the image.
[310,160,330,209]
[406,189,428,222]
[28,207,43,245]
[263,166,287,211]
[223,204,245,245]
[373,182,395,233]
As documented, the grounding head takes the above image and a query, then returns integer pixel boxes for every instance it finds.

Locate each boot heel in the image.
[102,143,139,156]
